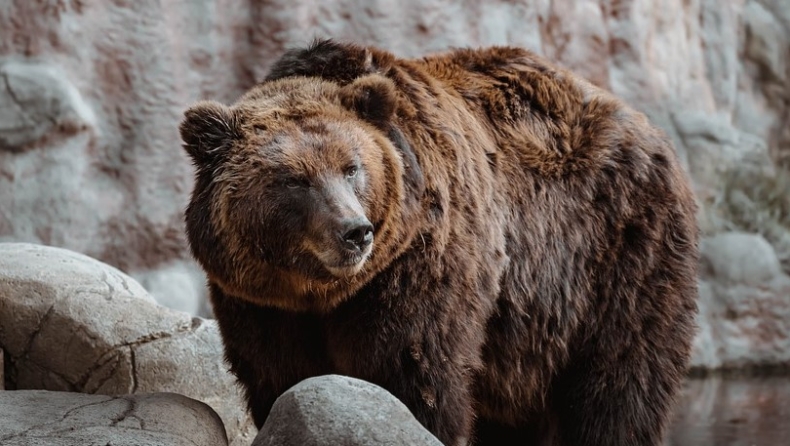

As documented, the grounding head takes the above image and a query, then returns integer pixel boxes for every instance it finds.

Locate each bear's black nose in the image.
[340,218,374,251]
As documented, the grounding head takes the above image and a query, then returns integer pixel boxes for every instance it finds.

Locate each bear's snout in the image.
[306,207,374,278]
[339,217,374,253]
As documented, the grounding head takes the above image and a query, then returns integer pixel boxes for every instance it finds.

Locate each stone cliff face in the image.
[1,0,788,369]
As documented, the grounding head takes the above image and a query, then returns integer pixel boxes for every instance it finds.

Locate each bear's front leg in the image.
[325,278,492,446]
[208,284,333,428]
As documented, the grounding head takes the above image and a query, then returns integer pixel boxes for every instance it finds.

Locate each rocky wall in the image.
[1,0,788,368]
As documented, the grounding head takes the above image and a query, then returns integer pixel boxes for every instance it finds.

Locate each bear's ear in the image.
[179,101,238,165]
[338,75,398,128]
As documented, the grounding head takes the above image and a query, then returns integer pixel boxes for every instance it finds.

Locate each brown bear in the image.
[179,39,699,446]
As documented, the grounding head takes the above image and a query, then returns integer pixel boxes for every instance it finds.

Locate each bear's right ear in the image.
[338,74,398,129]
[179,101,238,165]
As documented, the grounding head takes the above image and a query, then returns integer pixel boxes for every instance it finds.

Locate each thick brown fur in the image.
[180,39,699,446]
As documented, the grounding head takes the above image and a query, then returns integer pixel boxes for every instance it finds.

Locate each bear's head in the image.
[180,74,423,312]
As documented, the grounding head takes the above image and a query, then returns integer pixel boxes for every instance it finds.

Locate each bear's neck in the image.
[211,263,374,314]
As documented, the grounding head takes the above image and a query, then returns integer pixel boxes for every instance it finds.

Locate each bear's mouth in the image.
[312,243,373,279]
[324,262,365,278]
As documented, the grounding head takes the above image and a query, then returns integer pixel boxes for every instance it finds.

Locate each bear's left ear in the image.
[179,100,239,165]
[338,74,398,128]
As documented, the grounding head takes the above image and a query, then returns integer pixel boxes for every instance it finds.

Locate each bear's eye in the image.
[284,177,309,189]
[344,165,359,179]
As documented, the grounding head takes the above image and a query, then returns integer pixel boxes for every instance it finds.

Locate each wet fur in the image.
[181,39,699,446]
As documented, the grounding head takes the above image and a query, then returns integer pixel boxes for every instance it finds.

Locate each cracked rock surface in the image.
[0,242,255,446]
[0,390,227,446]
[253,375,444,446]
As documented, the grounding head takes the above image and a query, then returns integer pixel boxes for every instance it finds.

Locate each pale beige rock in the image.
[690,232,790,371]
[689,280,719,371]
[131,259,214,318]
[0,243,255,446]
[701,232,783,286]
[254,375,443,446]
[743,1,787,83]
[0,59,95,152]
[0,390,228,446]
[674,110,772,197]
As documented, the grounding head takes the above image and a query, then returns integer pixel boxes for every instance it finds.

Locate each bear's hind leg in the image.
[551,340,688,446]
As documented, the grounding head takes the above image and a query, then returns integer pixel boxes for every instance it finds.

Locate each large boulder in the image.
[0,242,255,446]
[0,390,228,446]
[254,375,443,446]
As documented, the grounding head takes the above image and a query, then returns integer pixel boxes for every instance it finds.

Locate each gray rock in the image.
[688,280,719,371]
[673,110,772,195]
[0,59,95,152]
[0,390,227,446]
[690,232,790,371]
[131,259,214,317]
[254,375,443,446]
[743,1,787,82]
[701,232,783,286]
[0,243,255,446]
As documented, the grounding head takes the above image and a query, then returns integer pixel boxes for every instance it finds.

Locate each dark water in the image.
[666,376,790,446]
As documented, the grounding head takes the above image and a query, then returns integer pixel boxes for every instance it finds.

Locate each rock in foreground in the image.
[0,390,227,446]
[0,242,254,446]
[254,375,443,446]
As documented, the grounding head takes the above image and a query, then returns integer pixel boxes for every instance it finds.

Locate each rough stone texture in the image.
[130,259,213,318]
[0,1,788,362]
[0,390,228,446]
[0,243,255,446]
[254,375,444,446]
[0,59,95,153]
[690,232,790,371]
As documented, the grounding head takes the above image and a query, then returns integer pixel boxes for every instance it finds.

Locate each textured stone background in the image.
[1,0,788,370]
